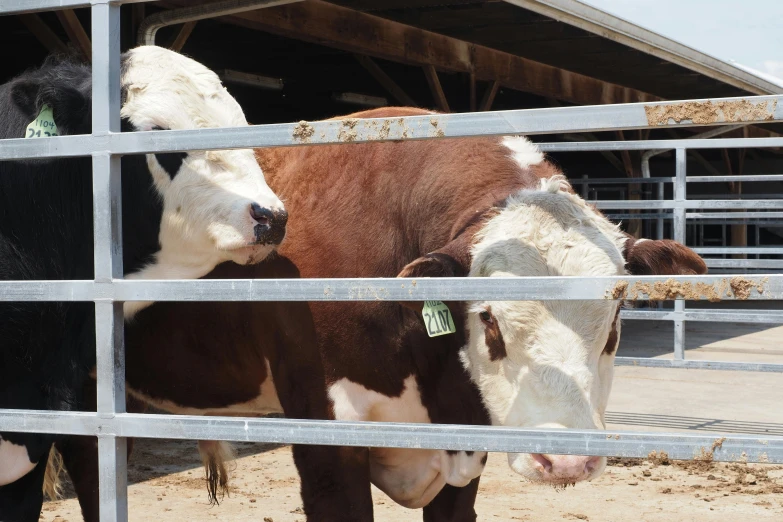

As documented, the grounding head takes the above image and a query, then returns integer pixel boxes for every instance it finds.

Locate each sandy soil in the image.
[42,438,783,522]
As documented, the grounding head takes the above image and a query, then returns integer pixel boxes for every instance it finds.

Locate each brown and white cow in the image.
[58,108,705,522]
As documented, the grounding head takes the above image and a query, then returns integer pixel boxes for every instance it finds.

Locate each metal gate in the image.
[1,1,783,521]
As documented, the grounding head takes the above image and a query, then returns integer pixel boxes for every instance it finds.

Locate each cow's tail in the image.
[198,440,236,505]
[43,446,64,500]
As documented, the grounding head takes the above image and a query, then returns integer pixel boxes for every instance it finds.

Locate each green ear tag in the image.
[421,301,456,337]
[25,104,59,139]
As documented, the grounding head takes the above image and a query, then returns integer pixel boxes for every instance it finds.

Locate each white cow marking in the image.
[329,376,486,508]
[461,144,627,484]
[119,46,284,318]
[0,438,36,486]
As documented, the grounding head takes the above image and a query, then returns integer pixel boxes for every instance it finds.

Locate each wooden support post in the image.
[480,80,500,111]
[354,54,417,106]
[723,149,747,259]
[423,65,450,112]
[19,14,67,54]
[169,21,197,52]
[56,9,91,60]
[469,71,476,112]
[616,130,643,238]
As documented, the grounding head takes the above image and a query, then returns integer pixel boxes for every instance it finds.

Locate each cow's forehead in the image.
[120,46,247,132]
[470,177,627,279]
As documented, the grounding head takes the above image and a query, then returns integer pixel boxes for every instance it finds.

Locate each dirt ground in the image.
[42,438,783,522]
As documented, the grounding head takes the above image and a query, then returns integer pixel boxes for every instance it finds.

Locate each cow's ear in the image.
[396,235,472,311]
[624,237,707,275]
[10,78,90,135]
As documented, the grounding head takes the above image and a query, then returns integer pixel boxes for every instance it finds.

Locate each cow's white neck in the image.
[123,250,219,319]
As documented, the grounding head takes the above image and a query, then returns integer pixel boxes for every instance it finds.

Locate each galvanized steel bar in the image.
[0,0,151,14]
[687,212,783,219]
[621,308,783,324]
[596,200,783,210]
[705,259,783,269]
[673,149,687,361]
[570,174,783,185]
[0,274,779,302]
[694,247,783,254]
[0,98,782,160]
[536,137,783,152]
[615,357,783,373]
[0,410,780,463]
[91,2,127,521]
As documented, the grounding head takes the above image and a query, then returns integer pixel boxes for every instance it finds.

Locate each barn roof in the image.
[327,0,783,100]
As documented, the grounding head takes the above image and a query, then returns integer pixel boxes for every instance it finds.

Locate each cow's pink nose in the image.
[531,453,601,482]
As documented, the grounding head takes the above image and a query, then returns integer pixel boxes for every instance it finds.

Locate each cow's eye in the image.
[479,310,493,324]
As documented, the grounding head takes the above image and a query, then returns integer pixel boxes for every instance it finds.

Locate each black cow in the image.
[0,46,286,522]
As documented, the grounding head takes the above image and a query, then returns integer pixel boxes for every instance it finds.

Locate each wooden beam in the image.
[354,54,417,107]
[171,0,661,106]
[19,14,67,54]
[423,65,450,112]
[169,21,197,52]
[480,80,500,111]
[56,9,91,61]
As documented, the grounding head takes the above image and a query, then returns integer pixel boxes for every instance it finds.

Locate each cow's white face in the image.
[120,46,285,278]
[461,175,626,486]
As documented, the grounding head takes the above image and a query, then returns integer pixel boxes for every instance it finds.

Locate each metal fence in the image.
[2,1,783,521]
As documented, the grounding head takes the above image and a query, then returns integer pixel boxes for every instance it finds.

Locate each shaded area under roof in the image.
[328,0,774,100]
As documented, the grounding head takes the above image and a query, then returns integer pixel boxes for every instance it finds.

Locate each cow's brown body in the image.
[59,108,705,522]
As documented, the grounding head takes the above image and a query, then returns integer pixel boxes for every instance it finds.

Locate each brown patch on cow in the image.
[644,99,777,126]
[624,238,707,276]
[603,310,620,355]
[483,307,507,361]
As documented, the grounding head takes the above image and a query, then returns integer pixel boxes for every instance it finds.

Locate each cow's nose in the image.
[530,453,601,482]
[249,203,287,245]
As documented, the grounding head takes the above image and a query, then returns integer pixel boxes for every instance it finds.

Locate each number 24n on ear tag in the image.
[421,301,456,337]
[25,104,59,139]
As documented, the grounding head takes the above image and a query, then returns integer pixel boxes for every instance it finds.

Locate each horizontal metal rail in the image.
[596,200,783,210]
[0,274,779,302]
[687,211,783,219]
[620,308,783,324]
[615,357,783,373]
[0,0,150,15]
[705,259,783,269]
[0,410,780,463]
[694,247,783,254]
[0,95,782,160]
[573,174,783,184]
[537,137,783,152]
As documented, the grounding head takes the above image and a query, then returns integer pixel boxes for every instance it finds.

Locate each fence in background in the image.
[2,1,783,521]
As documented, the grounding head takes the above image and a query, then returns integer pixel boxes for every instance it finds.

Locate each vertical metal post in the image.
[581,174,589,200]
[92,2,127,522]
[673,149,686,361]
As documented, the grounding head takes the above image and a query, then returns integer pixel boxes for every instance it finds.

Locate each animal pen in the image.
[1,0,783,521]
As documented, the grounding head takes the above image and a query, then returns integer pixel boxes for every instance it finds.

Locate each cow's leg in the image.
[58,380,145,522]
[0,455,47,522]
[422,477,481,522]
[269,303,374,521]
[293,444,373,521]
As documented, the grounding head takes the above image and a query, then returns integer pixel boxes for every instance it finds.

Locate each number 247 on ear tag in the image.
[421,301,456,337]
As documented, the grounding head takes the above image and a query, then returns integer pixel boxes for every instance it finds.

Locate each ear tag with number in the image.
[25,104,59,139]
[421,300,456,337]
